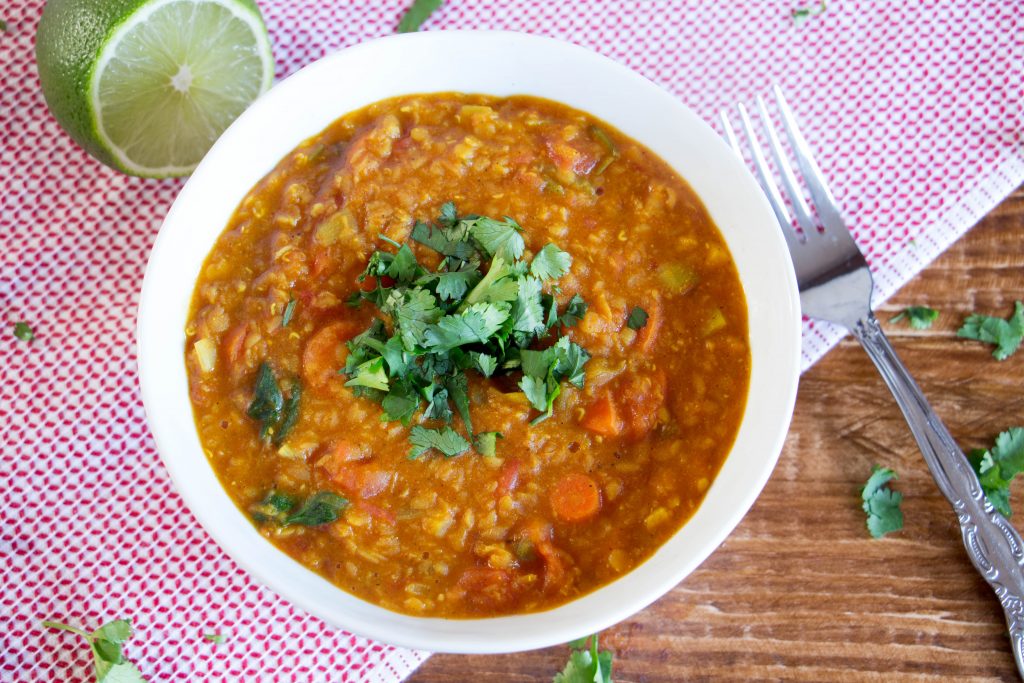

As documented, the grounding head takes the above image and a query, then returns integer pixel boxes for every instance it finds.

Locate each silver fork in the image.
[722,86,1024,676]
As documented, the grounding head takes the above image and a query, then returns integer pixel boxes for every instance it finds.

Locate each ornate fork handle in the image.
[851,314,1024,670]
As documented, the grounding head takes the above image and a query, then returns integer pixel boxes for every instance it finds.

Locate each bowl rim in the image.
[137,29,801,654]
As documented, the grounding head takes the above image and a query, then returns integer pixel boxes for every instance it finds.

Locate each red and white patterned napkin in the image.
[2,0,1021,680]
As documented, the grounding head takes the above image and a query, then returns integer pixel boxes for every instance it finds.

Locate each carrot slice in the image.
[580,395,623,437]
[550,472,602,523]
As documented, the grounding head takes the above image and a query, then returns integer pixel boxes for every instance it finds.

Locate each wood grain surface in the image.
[410,185,1024,682]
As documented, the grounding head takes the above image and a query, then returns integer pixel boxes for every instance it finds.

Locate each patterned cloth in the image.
[1,0,1021,680]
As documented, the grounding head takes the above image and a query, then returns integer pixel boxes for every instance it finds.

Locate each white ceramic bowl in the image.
[138,30,801,654]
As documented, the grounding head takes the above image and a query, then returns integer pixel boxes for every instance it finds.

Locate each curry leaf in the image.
[284,491,348,526]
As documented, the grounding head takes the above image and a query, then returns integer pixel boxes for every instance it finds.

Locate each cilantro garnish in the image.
[792,1,826,26]
[890,305,938,330]
[342,203,589,457]
[13,321,34,342]
[861,465,903,539]
[397,0,443,32]
[247,363,301,444]
[626,306,648,330]
[553,634,613,683]
[42,618,147,682]
[251,489,348,526]
[408,425,471,459]
[281,297,297,327]
[957,301,1024,360]
[968,427,1024,517]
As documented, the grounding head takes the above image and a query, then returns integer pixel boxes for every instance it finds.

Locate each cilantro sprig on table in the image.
[42,618,148,682]
[958,300,1024,361]
[344,202,589,458]
[554,634,613,683]
[861,465,904,539]
[890,305,939,330]
[969,427,1024,517]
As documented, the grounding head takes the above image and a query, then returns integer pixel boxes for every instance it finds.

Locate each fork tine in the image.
[726,107,801,251]
[771,85,845,234]
[753,96,817,236]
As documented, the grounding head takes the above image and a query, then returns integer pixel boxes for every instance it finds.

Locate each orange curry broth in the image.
[185,93,750,617]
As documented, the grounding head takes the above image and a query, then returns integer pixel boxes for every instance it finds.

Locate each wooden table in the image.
[410,185,1024,682]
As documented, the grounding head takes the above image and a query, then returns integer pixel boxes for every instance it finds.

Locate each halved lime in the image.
[36,0,274,177]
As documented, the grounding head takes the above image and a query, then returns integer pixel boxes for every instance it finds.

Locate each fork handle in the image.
[851,313,1024,675]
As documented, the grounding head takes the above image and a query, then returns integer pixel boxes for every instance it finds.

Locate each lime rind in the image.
[88,0,273,178]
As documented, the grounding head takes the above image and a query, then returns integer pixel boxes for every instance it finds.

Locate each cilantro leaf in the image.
[386,244,420,283]
[554,337,589,388]
[890,305,938,330]
[385,288,443,350]
[861,465,903,539]
[518,375,550,413]
[512,276,546,335]
[626,306,648,330]
[445,373,473,435]
[438,201,458,227]
[410,220,476,261]
[970,427,1024,517]
[381,382,420,424]
[466,216,525,261]
[397,0,443,32]
[531,244,572,281]
[423,386,453,422]
[344,357,390,391]
[553,634,613,683]
[13,321,34,342]
[408,425,470,459]
[558,294,588,328]
[42,618,149,683]
[284,491,348,526]
[281,298,297,327]
[792,0,826,26]
[461,256,519,309]
[424,302,511,351]
[958,301,1024,360]
[471,352,497,377]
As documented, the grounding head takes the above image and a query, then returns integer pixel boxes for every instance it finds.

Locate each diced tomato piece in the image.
[310,248,336,279]
[526,521,567,592]
[580,395,623,437]
[457,567,513,607]
[222,323,249,365]
[550,472,602,523]
[316,441,391,498]
[302,320,361,390]
[617,369,668,441]
[359,501,397,526]
[497,458,520,496]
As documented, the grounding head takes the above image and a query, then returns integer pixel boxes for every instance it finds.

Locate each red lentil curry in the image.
[185,93,750,617]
